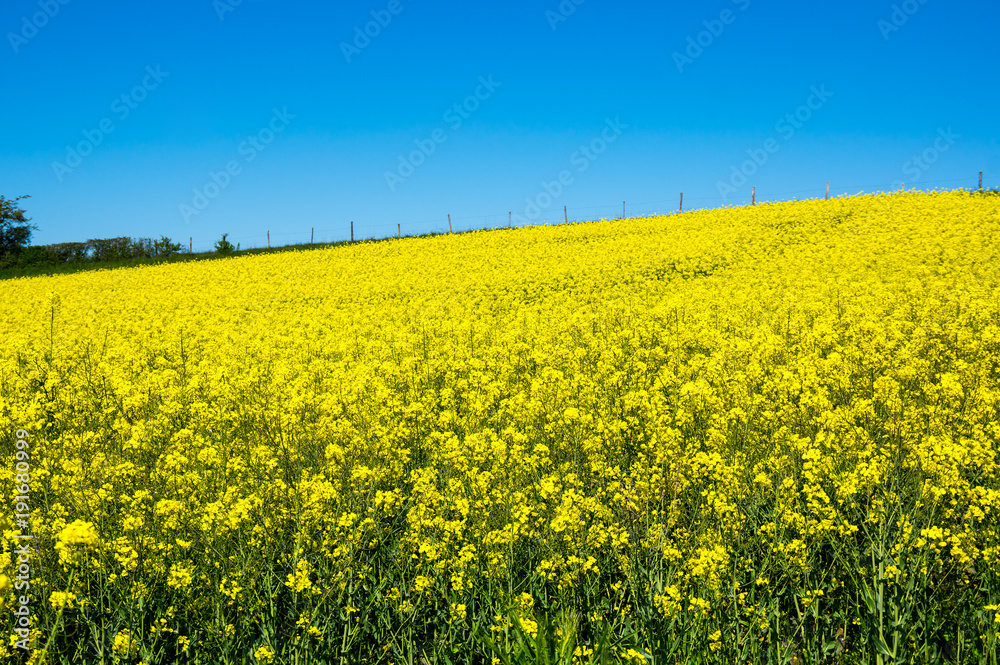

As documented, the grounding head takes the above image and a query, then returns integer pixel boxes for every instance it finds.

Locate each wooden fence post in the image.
[564,205,568,224]
[680,192,683,213]
[980,171,984,191]
[623,201,625,219]
[826,181,830,200]
[752,186,756,206]
[311,228,314,244]
[267,231,270,249]
[397,223,401,238]
[350,221,354,242]
[508,211,511,228]
[189,237,192,253]
[448,214,452,233]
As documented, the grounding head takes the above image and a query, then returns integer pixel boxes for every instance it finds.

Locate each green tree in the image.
[214,233,236,255]
[0,195,36,256]
[153,236,184,258]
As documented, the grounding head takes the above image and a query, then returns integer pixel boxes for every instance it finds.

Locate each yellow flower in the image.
[54,520,99,564]
[2,190,998,662]
[285,559,313,592]
[49,591,76,610]
[254,646,276,664]
[413,575,433,594]
[619,647,648,663]
[449,603,467,624]
[167,564,193,590]
[112,629,139,661]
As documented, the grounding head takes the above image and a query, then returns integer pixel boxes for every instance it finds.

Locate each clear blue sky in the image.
[2,0,997,250]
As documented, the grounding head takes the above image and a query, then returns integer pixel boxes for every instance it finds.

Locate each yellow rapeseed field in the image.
[1,190,999,664]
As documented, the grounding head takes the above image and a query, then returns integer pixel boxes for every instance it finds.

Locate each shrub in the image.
[86,237,135,262]
[215,233,236,255]
[45,242,88,264]
[130,237,155,259]
[10,244,51,268]
[153,236,183,258]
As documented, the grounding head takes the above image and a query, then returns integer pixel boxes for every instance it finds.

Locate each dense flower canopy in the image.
[1,190,998,663]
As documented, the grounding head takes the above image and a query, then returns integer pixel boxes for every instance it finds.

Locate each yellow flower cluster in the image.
[1,190,998,662]
[112,629,139,662]
[253,645,275,664]
[53,519,99,566]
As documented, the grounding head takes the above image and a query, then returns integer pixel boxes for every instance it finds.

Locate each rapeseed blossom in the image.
[0,190,998,663]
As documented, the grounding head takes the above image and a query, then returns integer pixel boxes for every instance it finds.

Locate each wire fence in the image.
[193,173,994,253]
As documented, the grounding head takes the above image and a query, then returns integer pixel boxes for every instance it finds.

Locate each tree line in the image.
[1,194,185,270]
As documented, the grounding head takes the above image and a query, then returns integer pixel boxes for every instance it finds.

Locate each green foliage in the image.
[0,235,190,273]
[86,237,140,262]
[153,236,184,257]
[16,245,51,266]
[214,233,236,255]
[46,242,89,263]
[0,194,36,256]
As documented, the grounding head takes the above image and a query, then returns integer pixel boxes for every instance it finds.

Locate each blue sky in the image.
[1,0,997,250]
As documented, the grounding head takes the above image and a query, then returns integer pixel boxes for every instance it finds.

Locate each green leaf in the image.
[872,633,894,659]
